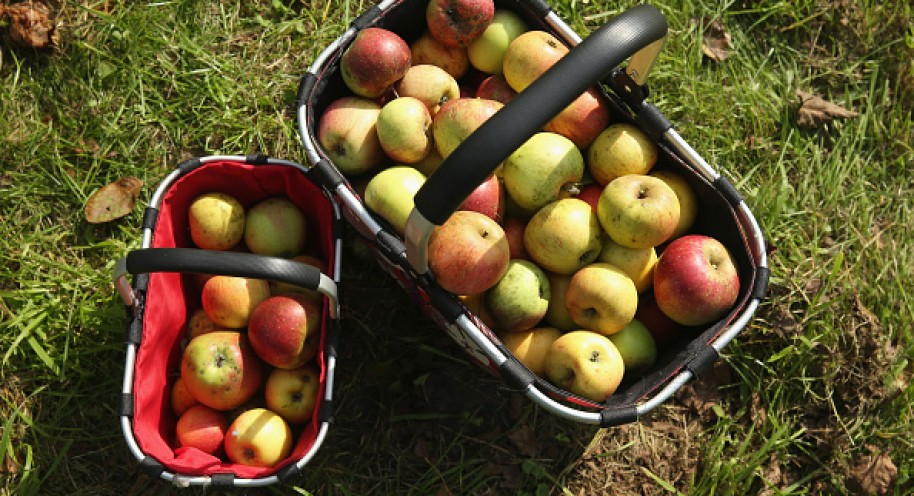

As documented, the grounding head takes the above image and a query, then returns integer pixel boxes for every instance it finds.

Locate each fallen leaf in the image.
[796,90,859,128]
[847,448,897,495]
[2,2,61,49]
[84,177,143,224]
[701,17,731,62]
[507,423,541,458]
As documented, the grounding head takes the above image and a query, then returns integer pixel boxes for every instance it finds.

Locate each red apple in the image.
[544,87,612,149]
[428,210,510,295]
[340,27,411,98]
[176,405,229,456]
[459,174,504,223]
[475,74,517,104]
[575,183,603,213]
[634,292,683,346]
[426,0,495,48]
[247,293,322,370]
[653,234,740,326]
[180,331,264,411]
[170,377,199,416]
[502,216,528,260]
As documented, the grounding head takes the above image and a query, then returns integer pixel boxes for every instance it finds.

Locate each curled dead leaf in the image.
[84,177,144,224]
[700,17,731,62]
[2,1,61,49]
[848,448,897,495]
[796,90,859,128]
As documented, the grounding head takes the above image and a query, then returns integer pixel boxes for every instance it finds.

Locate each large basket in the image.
[295,1,769,426]
[112,155,343,488]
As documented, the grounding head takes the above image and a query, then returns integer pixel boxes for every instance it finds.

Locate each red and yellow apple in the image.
[426,0,495,48]
[247,293,322,370]
[317,96,385,176]
[243,197,308,258]
[427,210,510,296]
[502,30,568,92]
[180,331,264,411]
[544,87,612,149]
[394,64,461,116]
[432,97,503,159]
[201,275,271,329]
[340,27,411,98]
[225,408,293,468]
[410,30,470,79]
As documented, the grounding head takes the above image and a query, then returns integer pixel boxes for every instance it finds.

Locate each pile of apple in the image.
[168,191,327,468]
[317,0,741,403]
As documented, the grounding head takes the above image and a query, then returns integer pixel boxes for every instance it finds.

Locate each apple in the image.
[247,293,322,370]
[410,30,470,79]
[317,96,385,176]
[201,275,271,329]
[410,146,445,177]
[544,87,612,149]
[432,97,503,159]
[544,330,625,402]
[264,364,321,425]
[170,377,199,416]
[188,192,245,250]
[523,198,602,275]
[270,254,327,302]
[376,96,434,164]
[502,216,528,260]
[426,0,495,48]
[363,166,427,234]
[503,132,584,212]
[458,293,500,331]
[474,74,517,104]
[427,210,510,296]
[544,271,576,331]
[485,259,551,333]
[575,182,603,212]
[650,169,698,240]
[175,405,229,455]
[394,64,461,116]
[467,9,529,74]
[180,331,264,411]
[225,408,293,468]
[588,123,659,185]
[565,262,639,336]
[598,235,658,294]
[500,326,562,376]
[653,234,740,326]
[243,197,308,258]
[458,173,504,223]
[502,30,569,92]
[635,292,683,346]
[186,307,218,339]
[607,318,657,375]
[597,174,680,249]
[340,27,411,98]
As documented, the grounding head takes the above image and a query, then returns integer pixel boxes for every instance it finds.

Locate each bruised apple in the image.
[426,0,495,48]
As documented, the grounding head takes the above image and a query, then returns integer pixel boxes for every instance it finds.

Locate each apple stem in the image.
[563,182,582,196]
[590,351,600,363]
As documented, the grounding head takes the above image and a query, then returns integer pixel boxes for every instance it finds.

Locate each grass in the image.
[1,0,912,494]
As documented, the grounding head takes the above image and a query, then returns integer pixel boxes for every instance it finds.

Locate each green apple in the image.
[244,197,308,258]
[264,365,321,425]
[467,9,529,75]
[500,326,562,376]
[180,331,264,411]
[363,166,426,234]
[377,96,434,164]
[598,235,658,294]
[608,318,657,376]
[394,64,461,115]
[224,408,293,468]
[565,262,638,336]
[317,96,385,176]
[503,131,584,212]
[486,259,550,333]
[188,192,245,250]
[597,174,680,249]
[523,198,602,275]
[544,330,625,402]
[588,123,659,185]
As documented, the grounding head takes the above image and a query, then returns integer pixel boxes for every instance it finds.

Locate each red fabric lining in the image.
[132,160,336,479]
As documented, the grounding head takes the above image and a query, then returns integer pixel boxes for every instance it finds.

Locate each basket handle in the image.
[404,4,668,274]
[112,248,339,318]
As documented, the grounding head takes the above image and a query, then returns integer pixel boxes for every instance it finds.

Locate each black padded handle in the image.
[413,4,668,225]
[124,248,322,290]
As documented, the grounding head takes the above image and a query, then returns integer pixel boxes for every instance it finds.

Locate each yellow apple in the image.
[188,192,245,251]
[524,198,602,275]
[544,271,576,331]
[243,197,308,258]
[225,408,293,468]
[544,330,625,402]
[500,326,562,376]
[565,263,638,336]
[264,365,321,425]
[598,236,658,294]
[597,174,680,249]
[376,96,434,164]
[587,123,659,185]
[363,166,426,235]
[650,169,698,240]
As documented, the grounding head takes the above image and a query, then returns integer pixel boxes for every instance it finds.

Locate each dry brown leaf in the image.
[701,18,731,62]
[84,177,143,224]
[847,448,897,495]
[2,2,61,49]
[796,90,859,128]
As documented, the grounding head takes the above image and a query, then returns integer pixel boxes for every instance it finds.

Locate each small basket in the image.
[295,0,769,426]
[112,155,343,488]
